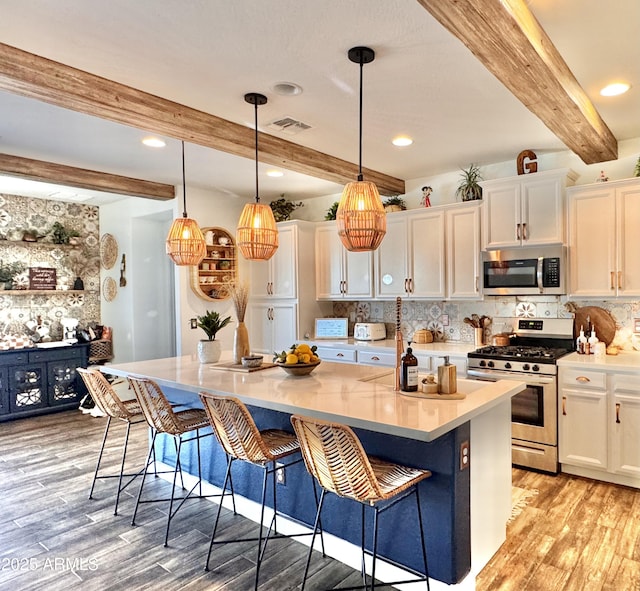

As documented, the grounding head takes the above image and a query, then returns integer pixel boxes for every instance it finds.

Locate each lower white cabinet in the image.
[247,303,297,355]
[559,365,640,485]
[314,346,357,364]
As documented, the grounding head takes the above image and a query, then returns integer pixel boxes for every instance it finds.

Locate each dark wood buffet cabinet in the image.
[0,343,88,421]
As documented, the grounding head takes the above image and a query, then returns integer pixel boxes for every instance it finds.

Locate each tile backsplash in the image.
[334,296,640,350]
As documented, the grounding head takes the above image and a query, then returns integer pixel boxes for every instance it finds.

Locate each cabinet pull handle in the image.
[516,223,521,240]
[562,396,567,415]
[409,278,414,293]
[616,402,621,423]
[270,282,274,295]
[618,271,622,290]
[475,276,479,292]
[576,376,590,383]
[342,280,347,294]
[371,356,380,361]
[336,353,344,357]
[522,222,527,240]
[610,272,615,290]
[403,278,408,293]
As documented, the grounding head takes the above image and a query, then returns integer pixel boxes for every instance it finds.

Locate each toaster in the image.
[353,322,387,341]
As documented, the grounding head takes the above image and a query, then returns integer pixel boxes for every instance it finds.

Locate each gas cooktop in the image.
[468,345,572,363]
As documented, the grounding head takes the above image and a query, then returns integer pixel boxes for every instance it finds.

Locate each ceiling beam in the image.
[0,42,405,196]
[0,153,175,200]
[416,0,618,164]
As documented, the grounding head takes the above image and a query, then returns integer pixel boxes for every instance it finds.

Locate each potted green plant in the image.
[196,310,232,363]
[456,164,483,201]
[0,260,25,290]
[325,201,339,221]
[634,155,640,177]
[49,222,81,245]
[269,195,304,222]
[383,196,407,212]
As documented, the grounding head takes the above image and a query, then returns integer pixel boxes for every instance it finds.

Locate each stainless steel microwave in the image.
[482,246,566,295]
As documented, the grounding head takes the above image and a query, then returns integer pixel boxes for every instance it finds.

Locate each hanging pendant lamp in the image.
[336,46,386,252]
[165,141,206,266]
[236,92,279,261]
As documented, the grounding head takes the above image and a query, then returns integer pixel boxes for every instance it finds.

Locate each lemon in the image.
[310,354,319,362]
[300,353,311,363]
[296,343,311,354]
[285,353,298,365]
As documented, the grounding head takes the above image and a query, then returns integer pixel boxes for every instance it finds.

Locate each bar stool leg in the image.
[113,420,133,515]
[205,455,235,571]
[132,429,158,526]
[415,488,430,590]
[89,415,112,500]
[370,506,380,591]
[360,503,367,586]
[301,488,327,591]
[164,435,184,546]
[254,465,270,590]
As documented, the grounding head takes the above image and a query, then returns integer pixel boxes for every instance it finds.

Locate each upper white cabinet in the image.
[567,177,640,298]
[249,222,296,299]
[375,209,446,299]
[446,202,482,299]
[315,222,373,300]
[481,169,577,249]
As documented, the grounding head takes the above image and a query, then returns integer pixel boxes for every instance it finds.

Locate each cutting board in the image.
[209,361,277,373]
[567,305,617,346]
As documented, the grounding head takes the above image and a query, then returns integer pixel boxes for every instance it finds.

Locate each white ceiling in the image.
[0,0,638,205]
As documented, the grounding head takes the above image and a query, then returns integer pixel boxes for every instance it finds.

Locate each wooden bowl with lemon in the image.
[274,344,321,376]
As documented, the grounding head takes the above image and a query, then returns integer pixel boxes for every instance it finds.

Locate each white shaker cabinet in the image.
[558,368,608,470]
[481,168,577,249]
[610,373,640,478]
[249,222,296,299]
[446,202,482,299]
[315,222,373,300]
[246,220,331,354]
[567,177,640,298]
[375,209,445,299]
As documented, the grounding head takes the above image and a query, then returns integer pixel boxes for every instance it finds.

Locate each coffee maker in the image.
[61,317,79,343]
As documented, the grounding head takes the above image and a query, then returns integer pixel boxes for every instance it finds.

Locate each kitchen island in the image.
[101,355,523,590]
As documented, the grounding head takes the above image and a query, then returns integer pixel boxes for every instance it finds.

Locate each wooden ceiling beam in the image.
[416,0,618,164]
[0,42,405,196]
[0,153,175,200]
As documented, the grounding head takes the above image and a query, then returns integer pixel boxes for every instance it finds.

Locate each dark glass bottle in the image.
[400,346,419,392]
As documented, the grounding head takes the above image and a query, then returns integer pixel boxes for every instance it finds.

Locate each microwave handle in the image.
[537,257,544,293]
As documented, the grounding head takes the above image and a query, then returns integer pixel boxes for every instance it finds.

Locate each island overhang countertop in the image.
[101,355,524,442]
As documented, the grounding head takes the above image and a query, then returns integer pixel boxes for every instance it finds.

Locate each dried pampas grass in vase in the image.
[226,281,250,364]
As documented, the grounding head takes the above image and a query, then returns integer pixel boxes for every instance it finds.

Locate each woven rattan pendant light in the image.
[236,93,279,261]
[336,46,386,252]
[165,141,206,266]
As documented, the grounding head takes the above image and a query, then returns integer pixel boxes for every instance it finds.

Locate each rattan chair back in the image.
[128,376,185,435]
[199,393,277,465]
[291,415,385,502]
[78,368,139,420]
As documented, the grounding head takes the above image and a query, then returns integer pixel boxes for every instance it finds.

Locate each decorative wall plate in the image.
[100,233,118,270]
[102,276,117,302]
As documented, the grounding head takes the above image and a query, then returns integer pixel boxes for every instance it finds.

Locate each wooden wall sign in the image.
[29,267,57,290]
[517,150,538,175]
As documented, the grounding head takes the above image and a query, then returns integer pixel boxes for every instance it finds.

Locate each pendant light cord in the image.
[357,55,364,182]
[181,140,188,218]
[254,101,260,204]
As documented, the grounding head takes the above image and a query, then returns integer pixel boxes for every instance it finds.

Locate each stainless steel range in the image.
[467,318,574,473]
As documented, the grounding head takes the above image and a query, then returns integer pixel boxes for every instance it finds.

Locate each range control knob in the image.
[522,364,530,371]
[487,361,495,368]
[532,364,540,372]
[504,362,511,369]
[479,360,486,367]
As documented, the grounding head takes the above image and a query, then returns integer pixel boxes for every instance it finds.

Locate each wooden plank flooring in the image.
[1,410,639,590]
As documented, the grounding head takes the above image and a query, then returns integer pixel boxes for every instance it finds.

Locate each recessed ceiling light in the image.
[272,82,303,96]
[392,136,413,147]
[142,136,166,148]
[600,82,631,97]
[266,170,284,177]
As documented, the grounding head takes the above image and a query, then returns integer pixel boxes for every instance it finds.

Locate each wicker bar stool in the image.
[128,376,223,547]
[77,368,149,516]
[199,392,323,591]
[291,414,432,591]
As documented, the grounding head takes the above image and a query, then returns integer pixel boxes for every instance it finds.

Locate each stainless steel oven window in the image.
[511,385,545,427]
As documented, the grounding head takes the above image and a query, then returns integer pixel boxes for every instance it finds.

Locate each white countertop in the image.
[101,355,522,442]
[305,338,475,357]
[559,350,640,372]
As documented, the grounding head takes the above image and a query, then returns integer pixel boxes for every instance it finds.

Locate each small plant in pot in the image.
[269,195,304,222]
[49,222,81,245]
[456,164,483,201]
[196,310,232,364]
[325,201,339,221]
[0,260,25,290]
[383,196,407,212]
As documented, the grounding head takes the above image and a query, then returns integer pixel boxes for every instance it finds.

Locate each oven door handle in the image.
[467,368,555,385]
[537,256,544,293]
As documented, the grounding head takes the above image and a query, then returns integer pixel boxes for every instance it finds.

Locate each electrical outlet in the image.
[190,318,198,329]
[460,440,470,471]
[441,314,449,327]
[275,463,286,485]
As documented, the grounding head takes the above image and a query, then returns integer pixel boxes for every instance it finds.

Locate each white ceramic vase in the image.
[197,339,221,364]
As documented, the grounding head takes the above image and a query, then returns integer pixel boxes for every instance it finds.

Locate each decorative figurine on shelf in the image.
[596,170,609,182]
[421,186,433,208]
[516,149,538,175]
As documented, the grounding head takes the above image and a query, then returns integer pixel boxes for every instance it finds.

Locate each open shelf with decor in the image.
[189,227,236,301]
